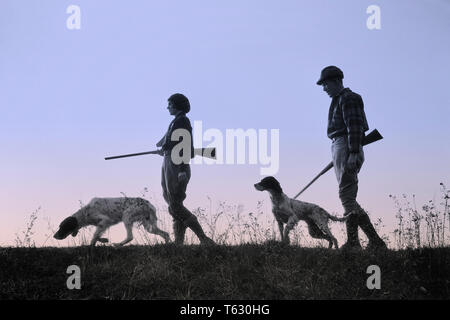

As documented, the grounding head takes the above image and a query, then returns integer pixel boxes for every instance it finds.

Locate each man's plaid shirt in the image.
[327,88,369,153]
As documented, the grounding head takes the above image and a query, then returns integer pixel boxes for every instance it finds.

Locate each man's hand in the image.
[178,172,188,184]
[346,152,363,172]
[156,149,164,156]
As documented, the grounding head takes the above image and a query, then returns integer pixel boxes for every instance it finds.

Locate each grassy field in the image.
[0,243,449,300]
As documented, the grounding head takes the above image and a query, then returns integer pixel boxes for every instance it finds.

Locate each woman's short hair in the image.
[168,93,190,113]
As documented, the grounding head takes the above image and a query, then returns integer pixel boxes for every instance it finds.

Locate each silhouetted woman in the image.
[157,93,214,245]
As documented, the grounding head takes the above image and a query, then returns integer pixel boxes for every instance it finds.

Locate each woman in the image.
[157,93,214,245]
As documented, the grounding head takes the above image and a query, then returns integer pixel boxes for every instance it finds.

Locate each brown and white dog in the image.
[254,176,349,248]
[53,197,170,246]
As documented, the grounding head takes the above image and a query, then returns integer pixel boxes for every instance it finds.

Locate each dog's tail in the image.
[327,211,352,222]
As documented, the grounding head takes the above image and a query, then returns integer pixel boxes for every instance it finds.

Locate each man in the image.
[156,93,215,245]
[317,66,386,250]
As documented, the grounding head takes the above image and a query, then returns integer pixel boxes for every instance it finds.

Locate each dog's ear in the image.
[54,216,79,240]
[61,217,78,234]
[272,178,282,193]
[262,176,283,193]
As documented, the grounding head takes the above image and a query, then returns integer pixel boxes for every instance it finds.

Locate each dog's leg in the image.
[89,214,115,246]
[145,224,171,243]
[329,236,338,249]
[314,219,339,249]
[115,221,133,247]
[283,215,299,244]
[306,221,331,248]
[277,219,284,242]
[91,225,108,246]
[141,210,171,243]
[307,221,325,238]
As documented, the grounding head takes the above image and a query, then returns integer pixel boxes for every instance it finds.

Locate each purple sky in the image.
[1,0,449,246]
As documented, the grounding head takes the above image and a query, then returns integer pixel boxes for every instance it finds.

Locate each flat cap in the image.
[316,66,344,85]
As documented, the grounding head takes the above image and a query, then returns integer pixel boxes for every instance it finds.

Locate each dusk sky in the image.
[1,0,449,246]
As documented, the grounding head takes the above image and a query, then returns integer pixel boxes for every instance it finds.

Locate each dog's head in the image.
[254,176,283,193]
[53,217,79,240]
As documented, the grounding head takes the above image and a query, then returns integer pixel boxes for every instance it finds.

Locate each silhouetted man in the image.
[317,66,386,250]
[157,93,214,245]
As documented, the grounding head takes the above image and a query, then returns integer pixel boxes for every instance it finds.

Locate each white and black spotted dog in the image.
[54,197,170,246]
[254,176,350,248]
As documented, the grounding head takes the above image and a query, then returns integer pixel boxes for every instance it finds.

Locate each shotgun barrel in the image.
[105,147,216,160]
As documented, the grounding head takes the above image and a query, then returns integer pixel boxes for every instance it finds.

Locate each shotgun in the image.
[293,129,383,199]
[105,147,216,160]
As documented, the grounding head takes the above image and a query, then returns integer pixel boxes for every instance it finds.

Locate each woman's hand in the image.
[178,172,188,184]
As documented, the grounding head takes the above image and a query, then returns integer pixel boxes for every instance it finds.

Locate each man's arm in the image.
[341,94,365,153]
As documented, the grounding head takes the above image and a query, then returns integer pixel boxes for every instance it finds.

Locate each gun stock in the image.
[362,129,383,146]
[194,147,216,159]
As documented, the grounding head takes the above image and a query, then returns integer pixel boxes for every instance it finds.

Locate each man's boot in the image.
[173,220,187,245]
[356,207,387,251]
[183,215,215,245]
[341,212,362,250]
